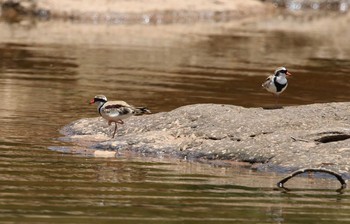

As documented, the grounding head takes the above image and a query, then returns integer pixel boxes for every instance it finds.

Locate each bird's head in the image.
[90,95,108,104]
[274,67,292,77]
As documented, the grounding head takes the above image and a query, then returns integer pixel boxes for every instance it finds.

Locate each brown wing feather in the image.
[105,104,123,109]
[262,75,273,89]
[102,103,133,117]
[101,101,150,118]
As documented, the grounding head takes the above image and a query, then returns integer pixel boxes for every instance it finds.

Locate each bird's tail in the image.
[134,107,151,115]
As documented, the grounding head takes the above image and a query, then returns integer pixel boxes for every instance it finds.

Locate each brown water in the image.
[1,15,350,223]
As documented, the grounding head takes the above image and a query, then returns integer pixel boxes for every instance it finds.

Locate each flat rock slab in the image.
[61,102,350,174]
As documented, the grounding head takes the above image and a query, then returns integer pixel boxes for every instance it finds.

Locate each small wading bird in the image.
[90,95,151,138]
[262,67,292,108]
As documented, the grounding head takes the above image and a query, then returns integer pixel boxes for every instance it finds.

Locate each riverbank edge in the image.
[0,0,274,24]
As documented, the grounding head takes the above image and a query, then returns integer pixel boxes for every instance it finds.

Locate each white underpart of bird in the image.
[90,95,151,138]
[262,67,292,107]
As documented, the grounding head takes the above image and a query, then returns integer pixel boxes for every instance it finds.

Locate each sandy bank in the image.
[0,0,272,24]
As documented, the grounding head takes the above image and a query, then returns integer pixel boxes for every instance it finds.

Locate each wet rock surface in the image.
[61,102,350,173]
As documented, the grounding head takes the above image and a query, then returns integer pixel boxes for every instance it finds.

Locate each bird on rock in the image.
[262,67,292,108]
[90,95,151,138]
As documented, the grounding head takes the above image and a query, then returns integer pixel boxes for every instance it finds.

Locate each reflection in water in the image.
[267,0,350,12]
[0,43,78,145]
[1,17,350,223]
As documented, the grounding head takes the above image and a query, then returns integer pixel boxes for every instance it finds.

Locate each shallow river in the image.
[1,13,350,223]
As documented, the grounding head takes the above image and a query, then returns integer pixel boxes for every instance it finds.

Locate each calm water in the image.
[1,14,350,223]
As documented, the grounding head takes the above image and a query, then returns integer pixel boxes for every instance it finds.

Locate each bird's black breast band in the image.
[273,76,287,92]
[98,102,106,116]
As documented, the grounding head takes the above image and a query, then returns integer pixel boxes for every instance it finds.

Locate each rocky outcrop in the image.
[61,102,350,173]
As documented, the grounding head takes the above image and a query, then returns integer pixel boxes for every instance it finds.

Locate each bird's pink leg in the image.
[111,120,124,138]
[275,94,279,108]
[112,122,118,138]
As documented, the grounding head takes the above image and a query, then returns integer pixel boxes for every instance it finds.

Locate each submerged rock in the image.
[61,102,350,172]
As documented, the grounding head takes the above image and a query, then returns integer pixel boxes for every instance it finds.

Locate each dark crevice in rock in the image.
[315,134,350,143]
[229,137,241,142]
[205,137,221,140]
[249,131,273,138]
[204,135,241,141]
[204,136,226,141]
[242,158,267,164]
[227,134,241,142]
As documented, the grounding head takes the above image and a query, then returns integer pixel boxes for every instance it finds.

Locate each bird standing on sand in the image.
[90,95,151,138]
[262,67,292,107]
